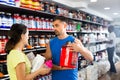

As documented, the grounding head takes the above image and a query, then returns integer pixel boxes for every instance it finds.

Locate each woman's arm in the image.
[15,62,51,80]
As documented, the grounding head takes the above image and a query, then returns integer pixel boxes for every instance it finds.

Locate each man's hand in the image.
[52,64,74,70]
[68,38,84,52]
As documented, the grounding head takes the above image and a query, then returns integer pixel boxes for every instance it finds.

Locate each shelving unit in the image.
[0,53,7,56]
[23,47,46,53]
[0,1,109,79]
[0,3,106,26]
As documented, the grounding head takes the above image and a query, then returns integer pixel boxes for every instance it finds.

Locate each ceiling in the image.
[53,0,120,21]
[87,0,120,19]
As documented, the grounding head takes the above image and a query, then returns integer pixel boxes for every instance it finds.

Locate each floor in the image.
[99,61,120,80]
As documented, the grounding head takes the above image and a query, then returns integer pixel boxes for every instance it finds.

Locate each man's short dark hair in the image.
[108,25,114,31]
[53,16,68,23]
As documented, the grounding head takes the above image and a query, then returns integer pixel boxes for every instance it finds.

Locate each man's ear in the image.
[63,22,67,28]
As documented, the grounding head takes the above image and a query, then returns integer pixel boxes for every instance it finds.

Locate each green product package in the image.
[76,23,81,31]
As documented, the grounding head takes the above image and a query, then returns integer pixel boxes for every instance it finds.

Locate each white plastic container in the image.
[31,54,45,72]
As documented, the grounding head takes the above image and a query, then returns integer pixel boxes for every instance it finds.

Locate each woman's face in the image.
[21,29,29,45]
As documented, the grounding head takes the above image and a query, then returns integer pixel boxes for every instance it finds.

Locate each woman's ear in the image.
[21,34,24,40]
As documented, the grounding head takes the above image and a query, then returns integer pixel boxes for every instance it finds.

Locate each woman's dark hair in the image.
[5,24,27,53]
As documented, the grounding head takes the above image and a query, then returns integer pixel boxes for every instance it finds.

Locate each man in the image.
[43,16,93,80]
[106,25,117,73]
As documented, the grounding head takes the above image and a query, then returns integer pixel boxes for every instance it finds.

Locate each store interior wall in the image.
[112,18,120,26]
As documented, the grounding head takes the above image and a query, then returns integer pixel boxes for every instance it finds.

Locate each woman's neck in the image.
[14,42,24,51]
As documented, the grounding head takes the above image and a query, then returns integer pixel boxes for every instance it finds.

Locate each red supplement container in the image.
[60,41,78,68]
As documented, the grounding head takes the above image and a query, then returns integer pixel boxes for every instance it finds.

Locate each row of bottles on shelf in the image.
[94,51,107,62]
[26,34,56,49]
[81,24,108,33]
[0,0,109,25]
[87,43,107,53]
[78,50,107,70]
[0,32,108,54]
[0,33,107,54]
[0,34,56,54]
[0,12,53,30]
[0,11,109,32]
[35,73,52,80]
[0,12,78,31]
[0,0,14,5]
[78,33,107,44]
[78,55,93,70]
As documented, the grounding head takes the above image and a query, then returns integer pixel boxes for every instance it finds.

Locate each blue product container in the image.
[8,0,15,6]
[0,12,7,28]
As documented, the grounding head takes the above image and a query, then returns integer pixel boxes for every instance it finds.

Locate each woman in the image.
[5,24,50,80]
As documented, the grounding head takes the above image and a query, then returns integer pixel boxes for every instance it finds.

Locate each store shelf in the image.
[80,31,109,34]
[0,53,7,56]
[36,48,46,51]
[0,28,78,33]
[0,3,57,18]
[23,49,37,53]
[0,60,7,63]
[0,48,46,55]
[23,47,46,53]
[35,30,54,32]
[0,3,105,26]
[0,28,10,31]
[83,41,107,46]
[67,30,78,33]
[65,17,103,26]
[94,49,106,53]
[0,74,9,80]
[89,41,106,44]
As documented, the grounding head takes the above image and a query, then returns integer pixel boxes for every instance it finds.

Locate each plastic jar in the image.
[39,35,45,47]
[28,16,36,30]
[60,41,78,68]
[0,12,7,28]
[6,13,13,28]
[21,15,28,26]
[13,13,21,24]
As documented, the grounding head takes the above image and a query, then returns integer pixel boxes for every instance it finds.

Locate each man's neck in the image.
[58,33,68,39]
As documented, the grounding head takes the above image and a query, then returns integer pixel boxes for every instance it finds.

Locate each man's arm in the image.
[42,42,52,60]
[69,39,93,61]
[105,40,113,44]
[43,42,74,70]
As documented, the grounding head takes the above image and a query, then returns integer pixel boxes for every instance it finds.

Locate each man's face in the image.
[52,20,67,36]
[108,27,111,33]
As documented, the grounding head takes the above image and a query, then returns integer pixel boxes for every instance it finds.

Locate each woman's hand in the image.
[38,64,51,75]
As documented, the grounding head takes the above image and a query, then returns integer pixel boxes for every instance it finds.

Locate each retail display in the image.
[0,1,110,79]
[60,41,78,68]
[78,59,110,80]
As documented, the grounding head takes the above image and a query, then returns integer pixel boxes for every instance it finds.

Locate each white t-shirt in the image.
[106,32,116,48]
